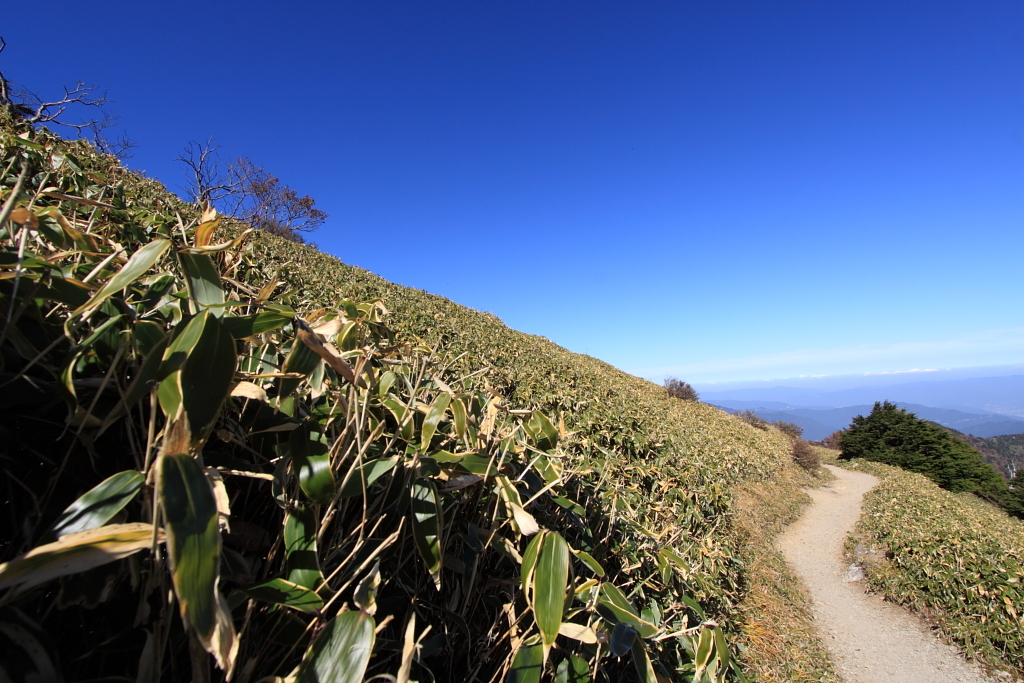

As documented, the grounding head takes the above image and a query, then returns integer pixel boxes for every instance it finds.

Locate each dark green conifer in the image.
[839,401,1012,510]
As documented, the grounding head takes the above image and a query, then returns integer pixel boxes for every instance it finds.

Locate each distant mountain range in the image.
[709,400,1024,441]
[700,374,1024,418]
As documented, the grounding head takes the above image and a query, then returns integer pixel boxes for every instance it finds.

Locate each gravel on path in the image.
[777,464,996,683]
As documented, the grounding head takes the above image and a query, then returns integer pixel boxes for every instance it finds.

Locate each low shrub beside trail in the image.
[849,461,1024,676]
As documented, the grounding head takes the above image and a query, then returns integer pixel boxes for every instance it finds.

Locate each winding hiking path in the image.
[778,464,996,683]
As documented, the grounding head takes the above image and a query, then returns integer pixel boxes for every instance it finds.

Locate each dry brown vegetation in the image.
[791,440,821,471]
[732,463,840,683]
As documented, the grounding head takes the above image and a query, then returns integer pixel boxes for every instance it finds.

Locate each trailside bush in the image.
[815,431,843,450]
[664,377,699,401]
[736,410,768,430]
[791,440,820,470]
[772,421,803,439]
[838,401,1010,508]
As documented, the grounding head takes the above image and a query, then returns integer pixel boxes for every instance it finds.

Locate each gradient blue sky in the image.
[3,1,1022,383]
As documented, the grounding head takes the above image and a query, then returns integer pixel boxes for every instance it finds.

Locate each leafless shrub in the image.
[814,430,843,450]
[736,409,768,430]
[665,377,699,401]
[177,139,327,243]
[792,439,820,470]
[0,38,135,159]
[771,420,803,439]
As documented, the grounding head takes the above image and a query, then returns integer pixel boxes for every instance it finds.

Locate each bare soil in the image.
[778,464,997,683]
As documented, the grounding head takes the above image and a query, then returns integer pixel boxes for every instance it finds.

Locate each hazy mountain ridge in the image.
[701,374,1024,418]
[711,400,1024,441]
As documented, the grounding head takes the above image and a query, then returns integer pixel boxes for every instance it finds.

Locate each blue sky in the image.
[3,1,1022,383]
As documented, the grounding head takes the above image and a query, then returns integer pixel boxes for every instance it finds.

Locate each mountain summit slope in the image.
[0,118,813,682]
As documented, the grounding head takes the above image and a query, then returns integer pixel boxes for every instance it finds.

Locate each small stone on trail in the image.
[845,563,866,582]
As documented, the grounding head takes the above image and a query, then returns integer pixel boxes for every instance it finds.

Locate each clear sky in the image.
[3,1,1022,383]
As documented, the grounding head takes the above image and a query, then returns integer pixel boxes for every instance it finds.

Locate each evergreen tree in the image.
[839,401,1011,508]
[1007,472,1024,520]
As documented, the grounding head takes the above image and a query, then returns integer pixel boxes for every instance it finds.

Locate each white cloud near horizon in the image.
[628,327,1024,384]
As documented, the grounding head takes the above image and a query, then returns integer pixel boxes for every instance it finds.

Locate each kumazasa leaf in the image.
[420,393,451,453]
[295,610,375,683]
[0,523,161,591]
[410,479,444,590]
[238,578,324,613]
[289,424,335,505]
[158,452,236,672]
[72,239,171,316]
[533,531,570,659]
[179,252,225,315]
[284,507,325,592]
[506,635,544,683]
[49,470,144,539]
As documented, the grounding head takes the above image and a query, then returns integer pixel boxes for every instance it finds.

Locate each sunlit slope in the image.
[1,114,795,680]
[251,235,785,486]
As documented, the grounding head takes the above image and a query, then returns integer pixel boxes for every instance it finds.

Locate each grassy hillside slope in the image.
[841,459,1024,677]
[0,118,833,682]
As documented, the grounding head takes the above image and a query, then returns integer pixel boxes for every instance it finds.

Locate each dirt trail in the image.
[778,464,996,683]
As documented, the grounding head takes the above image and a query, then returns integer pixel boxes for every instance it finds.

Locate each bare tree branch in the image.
[0,37,136,160]
[176,138,327,242]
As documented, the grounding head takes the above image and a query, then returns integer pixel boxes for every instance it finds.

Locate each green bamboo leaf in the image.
[526,410,559,450]
[158,453,221,643]
[50,470,144,538]
[338,456,399,500]
[280,336,323,399]
[457,453,500,477]
[157,311,237,439]
[352,561,380,615]
[376,370,397,397]
[0,523,160,591]
[420,393,451,453]
[680,592,708,620]
[554,654,590,683]
[284,507,325,592]
[533,454,561,486]
[520,530,545,600]
[157,312,211,423]
[534,531,569,656]
[133,319,166,358]
[221,309,294,339]
[506,635,544,683]
[383,397,414,441]
[451,397,468,440]
[597,584,658,638]
[713,626,730,672]
[238,578,323,613]
[178,311,237,441]
[295,610,375,683]
[289,424,335,504]
[72,239,171,316]
[410,479,443,590]
[570,548,605,577]
[179,251,225,315]
[38,274,91,308]
[694,625,715,672]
